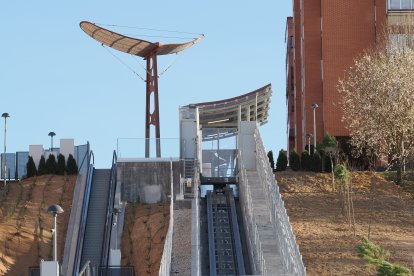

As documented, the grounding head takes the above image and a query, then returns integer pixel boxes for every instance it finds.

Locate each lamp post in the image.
[112,208,121,249]
[311,103,319,150]
[47,204,64,263]
[48,132,56,154]
[2,113,10,187]
[306,133,313,154]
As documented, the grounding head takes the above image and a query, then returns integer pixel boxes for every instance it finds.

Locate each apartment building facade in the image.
[286,0,412,153]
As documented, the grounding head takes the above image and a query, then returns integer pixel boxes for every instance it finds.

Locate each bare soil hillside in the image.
[276,171,414,276]
[121,203,170,276]
[0,175,76,276]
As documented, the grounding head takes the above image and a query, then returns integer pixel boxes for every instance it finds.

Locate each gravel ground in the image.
[171,208,192,275]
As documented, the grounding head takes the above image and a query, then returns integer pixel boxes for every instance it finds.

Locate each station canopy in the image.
[79,21,204,57]
[188,84,272,129]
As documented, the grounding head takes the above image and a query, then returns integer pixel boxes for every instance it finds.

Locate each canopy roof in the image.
[188,84,272,128]
[80,21,203,57]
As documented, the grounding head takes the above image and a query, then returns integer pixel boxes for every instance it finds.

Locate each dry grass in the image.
[121,203,170,276]
[276,171,414,276]
[0,175,76,276]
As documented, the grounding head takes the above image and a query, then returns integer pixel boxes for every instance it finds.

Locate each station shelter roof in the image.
[186,84,272,129]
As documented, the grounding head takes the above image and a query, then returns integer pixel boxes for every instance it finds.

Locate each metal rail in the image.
[100,150,118,268]
[73,148,94,275]
[207,188,245,276]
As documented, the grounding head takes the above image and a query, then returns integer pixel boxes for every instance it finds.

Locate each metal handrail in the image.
[73,149,95,276]
[101,150,118,268]
[254,129,306,275]
[79,260,91,276]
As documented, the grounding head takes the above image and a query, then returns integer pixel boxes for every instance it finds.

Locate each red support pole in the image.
[145,51,161,158]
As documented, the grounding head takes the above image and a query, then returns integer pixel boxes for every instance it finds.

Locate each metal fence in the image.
[98,266,135,276]
[158,159,175,276]
[254,129,306,275]
[238,149,267,274]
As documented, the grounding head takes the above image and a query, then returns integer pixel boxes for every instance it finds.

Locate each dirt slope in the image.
[121,203,170,276]
[0,175,76,276]
[276,171,414,276]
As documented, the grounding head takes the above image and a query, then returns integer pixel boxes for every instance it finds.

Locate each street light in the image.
[1,113,10,187]
[112,208,122,249]
[48,132,56,153]
[306,133,313,154]
[47,204,64,262]
[311,103,319,150]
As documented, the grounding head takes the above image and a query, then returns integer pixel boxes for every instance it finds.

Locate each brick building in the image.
[286,0,412,153]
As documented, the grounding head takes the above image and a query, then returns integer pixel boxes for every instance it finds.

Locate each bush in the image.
[301,151,311,171]
[46,154,57,174]
[26,156,37,178]
[276,150,288,171]
[66,154,78,175]
[311,151,322,172]
[324,154,333,173]
[38,156,47,175]
[357,237,390,270]
[289,150,301,171]
[56,154,66,175]
[377,261,411,276]
[267,150,275,170]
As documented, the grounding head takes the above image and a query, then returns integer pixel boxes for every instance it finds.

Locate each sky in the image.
[0,1,292,168]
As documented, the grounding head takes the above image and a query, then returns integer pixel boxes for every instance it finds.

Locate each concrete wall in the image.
[60,139,75,160]
[29,145,44,169]
[117,159,182,203]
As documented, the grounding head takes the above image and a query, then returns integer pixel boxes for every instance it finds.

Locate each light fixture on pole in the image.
[306,133,313,154]
[48,132,56,153]
[47,204,64,263]
[112,208,122,249]
[1,113,10,187]
[311,103,319,150]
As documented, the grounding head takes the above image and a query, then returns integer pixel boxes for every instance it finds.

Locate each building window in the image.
[389,0,414,10]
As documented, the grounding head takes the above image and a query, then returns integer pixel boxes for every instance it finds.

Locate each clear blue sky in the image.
[0,1,292,168]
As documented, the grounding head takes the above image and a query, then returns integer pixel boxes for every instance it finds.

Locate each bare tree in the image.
[339,19,414,184]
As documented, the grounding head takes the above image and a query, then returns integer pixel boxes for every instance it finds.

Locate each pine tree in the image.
[26,156,37,178]
[46,154,57,174]
[311,151,322,172]
[66,154,78,175]
[301,151,311,171]
[38,156,47,175]
[57,154,66,175]
[276,149,288,171]
[289,150,301,171]
[267,150,275,170]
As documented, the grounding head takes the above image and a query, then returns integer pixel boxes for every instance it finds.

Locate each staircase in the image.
[80,169,111,270]
[184,158,195,179]
[245,170,284,274]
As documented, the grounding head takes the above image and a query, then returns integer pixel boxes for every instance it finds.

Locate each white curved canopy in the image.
[80,21,204,57]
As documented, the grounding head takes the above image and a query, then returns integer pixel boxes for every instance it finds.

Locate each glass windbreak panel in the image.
[16,152,29,179]
[75,144,88,172]
[117,138,181,158]
[201,128,238,177]
[1,153,16,180]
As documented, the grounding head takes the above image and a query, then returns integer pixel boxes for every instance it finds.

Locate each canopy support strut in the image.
[145,51,161,158]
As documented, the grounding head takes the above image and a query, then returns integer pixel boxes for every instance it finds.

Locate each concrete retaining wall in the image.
[117,159,182,203]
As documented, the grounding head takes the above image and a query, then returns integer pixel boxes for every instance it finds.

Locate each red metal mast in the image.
[145,51,161,157]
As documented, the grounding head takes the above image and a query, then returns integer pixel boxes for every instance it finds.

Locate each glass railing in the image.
[116,138,181,158]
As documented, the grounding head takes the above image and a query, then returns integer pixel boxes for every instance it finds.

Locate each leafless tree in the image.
[339,19,414,184]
